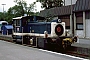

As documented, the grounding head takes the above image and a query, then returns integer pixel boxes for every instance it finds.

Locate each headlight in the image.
[55,24,64,36]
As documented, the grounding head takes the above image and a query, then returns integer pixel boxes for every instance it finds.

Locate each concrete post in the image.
[70,0,73,36]
[83,12,86,38]
[70,15,73,36]
[74,13,76,36]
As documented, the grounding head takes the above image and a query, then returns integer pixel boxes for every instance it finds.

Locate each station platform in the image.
[0,40,88,60]
[72,38,90,49]
[71,38,90,57]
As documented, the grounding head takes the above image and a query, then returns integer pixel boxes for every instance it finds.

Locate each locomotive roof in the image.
[12,16,45,20]
[12,16,26,20]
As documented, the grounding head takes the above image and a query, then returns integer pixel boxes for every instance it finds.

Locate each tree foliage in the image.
[0,0,39,24]
[14,0,27,16]
[0,12,4,20]
[14,0,36,16]
[36,0,63,9]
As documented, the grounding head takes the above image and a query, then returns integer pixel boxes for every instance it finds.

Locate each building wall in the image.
[74,12,84,38]
[76,12,83,30]
[86,19,90,38]
[74,11,90,38]
[85,11,90,38]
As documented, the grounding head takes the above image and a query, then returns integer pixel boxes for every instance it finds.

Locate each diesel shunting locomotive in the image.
[12,16,77,51]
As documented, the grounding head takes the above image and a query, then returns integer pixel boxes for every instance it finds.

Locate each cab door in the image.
[22,18,28,33]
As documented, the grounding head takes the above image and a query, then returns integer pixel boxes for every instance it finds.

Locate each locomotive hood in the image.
[51,22,65,37]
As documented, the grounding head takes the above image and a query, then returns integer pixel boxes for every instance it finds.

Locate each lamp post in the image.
[71,0,72,16]
[64,0,65,6]
[2,4,6,19]
[70,0,73,36]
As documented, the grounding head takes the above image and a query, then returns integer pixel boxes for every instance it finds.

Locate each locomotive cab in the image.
[12,16,46,43]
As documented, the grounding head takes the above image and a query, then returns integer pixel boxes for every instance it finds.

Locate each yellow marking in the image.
[63,38,72,43]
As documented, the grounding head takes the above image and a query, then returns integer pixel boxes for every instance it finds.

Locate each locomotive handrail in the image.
[13,33,51,37]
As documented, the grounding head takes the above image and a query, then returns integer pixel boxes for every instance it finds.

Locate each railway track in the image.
[0,35,13,42]
[0,35,89,59]
[66,46,90,58]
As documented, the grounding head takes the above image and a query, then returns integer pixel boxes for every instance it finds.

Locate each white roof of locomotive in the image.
[13,16,27,20]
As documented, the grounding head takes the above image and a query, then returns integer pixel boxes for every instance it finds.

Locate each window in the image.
[16,20,20,26]
[76,23,83,30]
[22,18,27,26]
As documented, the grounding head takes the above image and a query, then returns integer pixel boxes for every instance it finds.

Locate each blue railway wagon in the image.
[0,21,8,32]
[1,25,13,35]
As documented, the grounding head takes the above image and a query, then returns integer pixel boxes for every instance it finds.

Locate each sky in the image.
[0,0,77,12]
[65,0,77,6]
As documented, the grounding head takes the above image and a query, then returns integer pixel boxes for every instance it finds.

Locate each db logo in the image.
[57,27,61,32]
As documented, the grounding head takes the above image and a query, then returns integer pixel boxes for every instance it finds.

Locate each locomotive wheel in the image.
[55,24,64,36]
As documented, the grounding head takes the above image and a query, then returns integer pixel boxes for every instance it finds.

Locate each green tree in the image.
[0,0,39,23]
[25,2,36,16]
[0,12,4,20]
[14,0,27,16]
[14,0,36,16]
[36,0,63,9]
[0,12,13,23]
[6,0,37,23]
